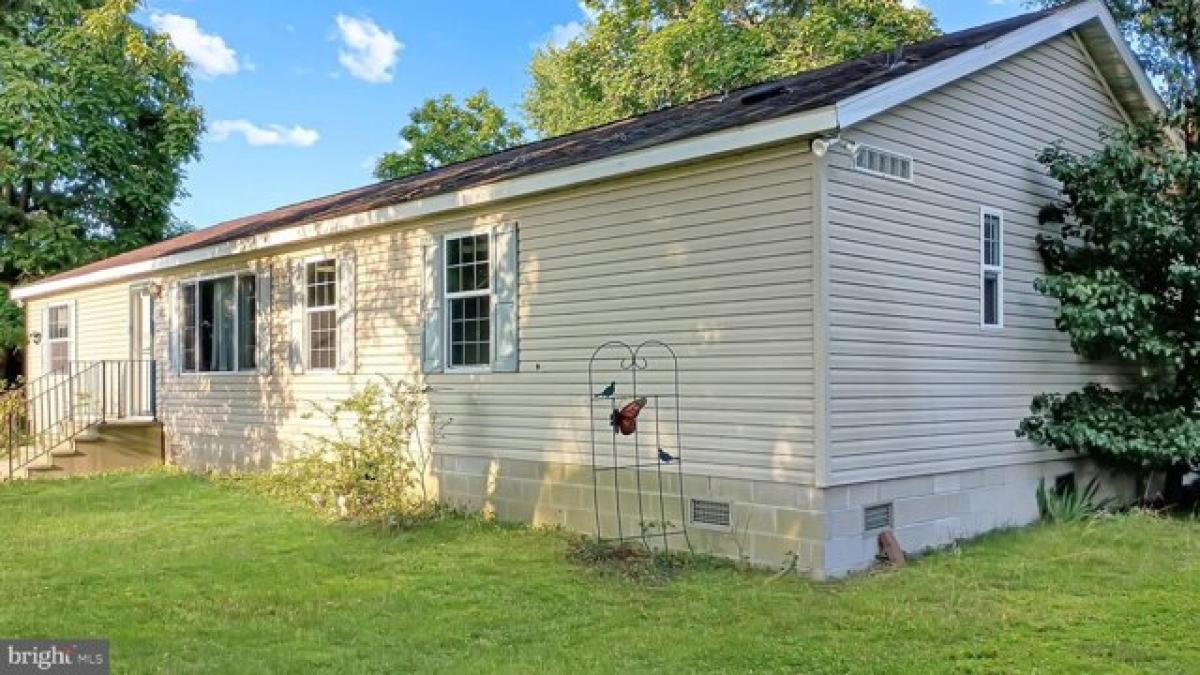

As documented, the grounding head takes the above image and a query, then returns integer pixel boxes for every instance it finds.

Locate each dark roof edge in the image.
[15,1,1152,301]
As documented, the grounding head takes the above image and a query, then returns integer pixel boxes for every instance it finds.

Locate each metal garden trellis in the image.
[587,339,691,552]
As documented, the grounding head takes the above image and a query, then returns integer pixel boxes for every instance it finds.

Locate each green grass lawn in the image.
[1,472,1197,674]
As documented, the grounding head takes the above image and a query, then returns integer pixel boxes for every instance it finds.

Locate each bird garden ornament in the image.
[610,397,648,436]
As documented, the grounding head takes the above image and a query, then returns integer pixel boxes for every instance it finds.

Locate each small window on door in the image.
[46,304,70,372]
[981,208,1004,328]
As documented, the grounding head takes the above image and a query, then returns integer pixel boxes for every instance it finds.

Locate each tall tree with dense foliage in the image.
[0,0,203,375]
[522,0,938,137]
[374,90,525,181]
[1018,1,1200,498]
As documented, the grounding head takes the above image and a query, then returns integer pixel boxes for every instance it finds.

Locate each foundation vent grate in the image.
[690,499,732,529]
[1054,472,1077,495]
[864,502,894,531]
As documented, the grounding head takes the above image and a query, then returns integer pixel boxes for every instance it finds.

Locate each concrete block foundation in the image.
[431,454,1134,579]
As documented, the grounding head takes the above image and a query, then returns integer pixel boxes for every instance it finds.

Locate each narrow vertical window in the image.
[237,275,257,371]
[181,284,198,372]
[306,259,337,370]
[46,304,70,372]
[444,232,491,368]
[981,208,1004,327]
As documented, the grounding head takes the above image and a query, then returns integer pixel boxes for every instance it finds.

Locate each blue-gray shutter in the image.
[256,265,272,374]
[421,237,443,374]
[492,222,518,372]
[289,260,306,374]
[336,250,356,374]
[168,282,181,375]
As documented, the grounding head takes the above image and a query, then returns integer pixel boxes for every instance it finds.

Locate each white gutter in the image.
[11,106,838,301]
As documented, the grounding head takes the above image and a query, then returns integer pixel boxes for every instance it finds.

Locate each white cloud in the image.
[210,120,320,147]
[534,2,593,50]
[545,21,584,49]
[900,0,925,8]
[149,13,241,79]
[334,15,403,84]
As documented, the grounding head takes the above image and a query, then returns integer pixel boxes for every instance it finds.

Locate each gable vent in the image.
[853,145,914,182]
[690,499,732,529]
[864,503,894,532]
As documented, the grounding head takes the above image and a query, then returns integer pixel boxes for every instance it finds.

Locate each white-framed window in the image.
[46,303,71,372]
[980,207,1004,328]
[181,273,257,373]
[305,259,338,371]
[853,144,914,182]
[444,231,492,369]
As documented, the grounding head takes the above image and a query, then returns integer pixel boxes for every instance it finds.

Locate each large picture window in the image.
[181,274,257,373]
[306,259,337,371]
[445,232,491,368]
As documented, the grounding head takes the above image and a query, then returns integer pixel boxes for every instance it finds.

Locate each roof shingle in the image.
[26,7,1055,288]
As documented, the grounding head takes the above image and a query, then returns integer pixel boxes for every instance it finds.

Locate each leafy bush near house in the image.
[1036,476,1114,523]
[242,378,448,527]
[0,380,25,455]
[1017,4,1200,502]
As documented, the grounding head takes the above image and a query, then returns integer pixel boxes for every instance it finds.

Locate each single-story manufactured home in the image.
[8,1,1161,576]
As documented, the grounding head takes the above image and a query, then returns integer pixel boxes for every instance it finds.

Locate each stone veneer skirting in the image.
[431,454,1134,579]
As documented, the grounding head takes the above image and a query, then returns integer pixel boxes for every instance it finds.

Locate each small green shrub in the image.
[566,534,723,584]
[1036,476,1114,523]
[0,380,26,456]
[247,378,447,527]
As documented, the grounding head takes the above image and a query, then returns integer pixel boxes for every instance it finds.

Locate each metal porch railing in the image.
[3,360,157,480]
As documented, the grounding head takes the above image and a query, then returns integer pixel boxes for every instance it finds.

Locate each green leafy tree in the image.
[374,90,525,181]
[0,0,203,371]
[523,0,938,137]
[1018,2,1200,499]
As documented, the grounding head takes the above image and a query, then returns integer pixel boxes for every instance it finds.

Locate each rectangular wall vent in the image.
[853,145,914,182]
[1054,472,1077,495]
[864,502,894,532]
[690,499,732,530]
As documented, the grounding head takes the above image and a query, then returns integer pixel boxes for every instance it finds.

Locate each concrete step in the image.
[23,463,67,480]
[5,418,162,480]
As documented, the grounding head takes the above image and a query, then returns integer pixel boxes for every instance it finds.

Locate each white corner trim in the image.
[835,0,1162,128]
[11,107,837,301]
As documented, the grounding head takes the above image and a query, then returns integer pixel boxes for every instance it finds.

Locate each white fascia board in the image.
[835,0,1162,128]
[1091,1,1166,116]
[12,106,837,301]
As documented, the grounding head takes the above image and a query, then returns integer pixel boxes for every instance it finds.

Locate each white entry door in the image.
[129,288,155,417]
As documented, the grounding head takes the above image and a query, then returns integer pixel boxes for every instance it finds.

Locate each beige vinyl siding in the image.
[25,283,137,379]
[157,144,818,483]
[823,35,1128,485]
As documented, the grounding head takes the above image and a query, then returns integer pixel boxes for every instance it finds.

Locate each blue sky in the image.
[151,1,1032,230]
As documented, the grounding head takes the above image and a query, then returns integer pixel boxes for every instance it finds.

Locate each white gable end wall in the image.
[817,35,1134,573]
